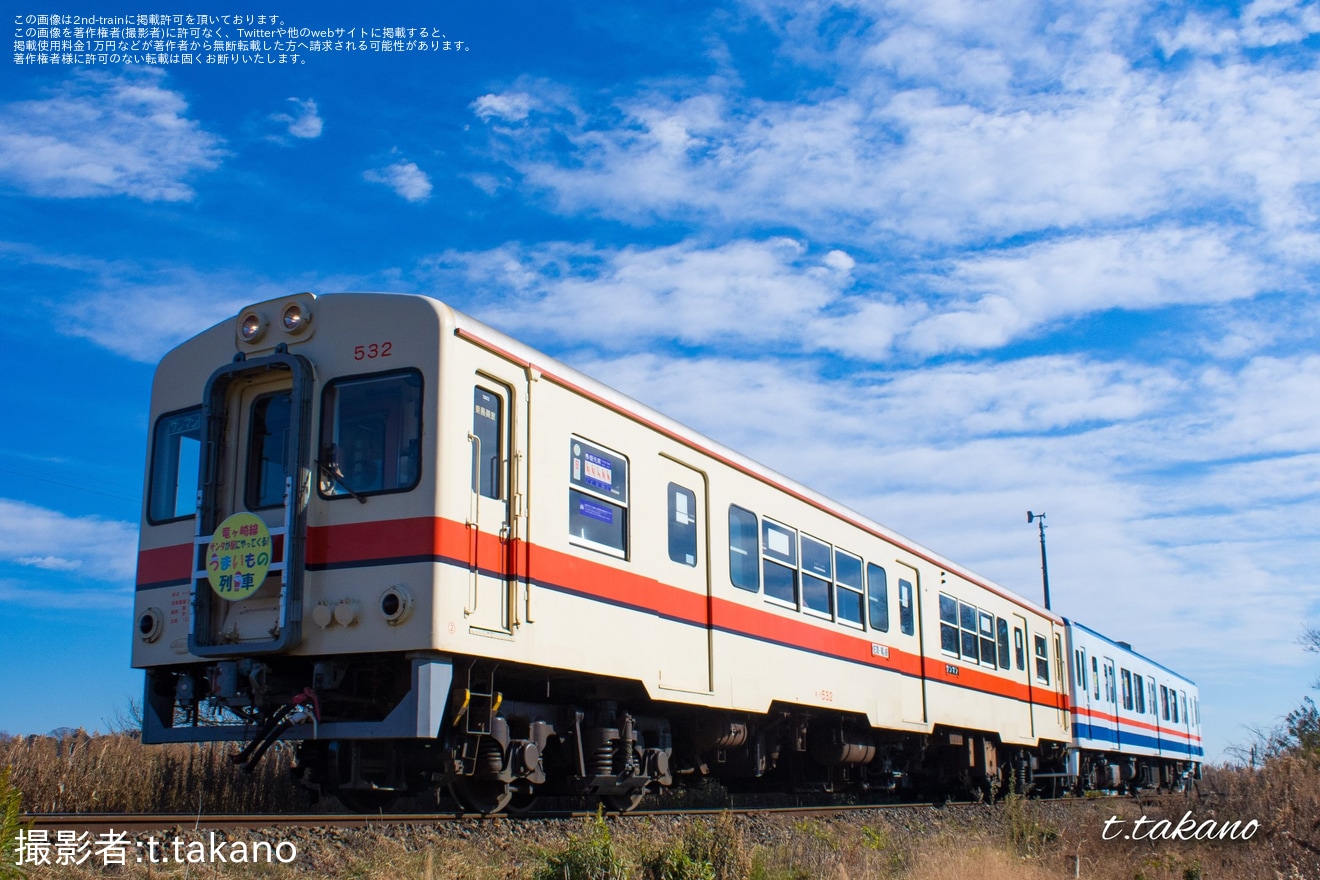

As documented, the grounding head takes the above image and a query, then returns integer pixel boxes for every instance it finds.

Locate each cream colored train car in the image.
[133,292,1071,812]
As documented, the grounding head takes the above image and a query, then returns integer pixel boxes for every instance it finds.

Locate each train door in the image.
[1012,614,1034,739]
[1101,657,1119,748]
[894,563,926,724]
[654,455,712,694]
[1054,632,1068,732]
[190,351,313,656]
[466,369,528,636]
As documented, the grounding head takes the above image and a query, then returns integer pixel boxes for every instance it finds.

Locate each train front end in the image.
[131,292,454,806]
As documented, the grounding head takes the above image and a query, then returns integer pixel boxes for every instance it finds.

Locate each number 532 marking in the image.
[353,342,393,360]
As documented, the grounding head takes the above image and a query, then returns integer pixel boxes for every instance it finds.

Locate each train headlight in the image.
[238,311,267,343]
[281,303,306,333]
[380,586,412,625]
[138,607,164,643]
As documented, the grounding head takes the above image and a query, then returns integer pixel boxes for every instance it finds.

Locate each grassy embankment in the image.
[3,731,1318,878]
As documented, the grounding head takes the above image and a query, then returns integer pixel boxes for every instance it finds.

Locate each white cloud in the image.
[15,556,83,572]
[468,1,1320,277]
[364,159,433,202]
[270,97,323,139]
[0,70,224,201]
[428,238,892,356]
[427,230,1281,361]
[904,227,1270,354]
[0,499,136,588]
[472,91,540,122]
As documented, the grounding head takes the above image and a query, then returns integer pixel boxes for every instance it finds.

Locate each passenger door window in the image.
[667,483,698,566]
[472,386,504,499]
[247,392,291,509]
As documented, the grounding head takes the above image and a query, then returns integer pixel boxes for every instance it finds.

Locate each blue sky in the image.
[3,0,1319,762]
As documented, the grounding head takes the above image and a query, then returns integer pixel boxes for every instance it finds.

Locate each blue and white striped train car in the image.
[1064,619,1202,792]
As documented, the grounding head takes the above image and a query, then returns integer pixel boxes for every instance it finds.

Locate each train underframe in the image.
[141,651,1187,813]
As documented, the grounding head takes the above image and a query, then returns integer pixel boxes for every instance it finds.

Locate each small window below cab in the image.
[148,406,202,523]
[319,369,423,499]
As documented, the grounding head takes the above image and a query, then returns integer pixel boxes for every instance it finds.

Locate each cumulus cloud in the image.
[364,159,433,202]
[468,1,1320,268]
[0,499,136,587]
[472,91,540,122]
[0,70,224,201]
[425,238,892,356]
[270,97,323,139]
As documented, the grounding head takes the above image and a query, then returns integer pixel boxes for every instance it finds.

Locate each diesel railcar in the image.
[131,291,1200,811]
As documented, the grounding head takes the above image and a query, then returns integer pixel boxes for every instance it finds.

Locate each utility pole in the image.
[1027,510,1051,610]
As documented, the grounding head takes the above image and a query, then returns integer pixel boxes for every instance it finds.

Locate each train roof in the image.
[433,294,1063,625]
[1064,618,1197,687]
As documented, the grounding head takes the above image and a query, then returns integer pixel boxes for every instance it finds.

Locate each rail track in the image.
[23,791,1188,832]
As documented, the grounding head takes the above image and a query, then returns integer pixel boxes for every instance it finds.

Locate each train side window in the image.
[1033,634,1049,684]
[1149,681,1157,716]
[898,579,914,635]
[1014,627,1025,671]
[762,519,799,608]
[997,618,1010,669]
[939,594,958,654]
[1075,649,1085,690]
[1093,657,1100,700]
[472,387,503,499]
[958,602,978,662]
[319,369,423,499]
[568,438,629,558]
[148,406,202,523]
[1160,685,1170,721]
[835,550,864,628]
[1133,674,1146,714]
[978,611,997,668]
[1121,669,1133,710]
[867,563,890,632]
[801,534,833,618]
[246,391,292,509]
[1173,691,1181,724]
[728,505,760,591]
[667,483,697,567]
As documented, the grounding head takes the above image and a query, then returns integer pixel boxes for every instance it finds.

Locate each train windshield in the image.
[147,406,202,522]
[319,369,423,498]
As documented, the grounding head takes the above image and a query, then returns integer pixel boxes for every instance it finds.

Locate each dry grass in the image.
[6,735,1320,879]
[1,732,298,814]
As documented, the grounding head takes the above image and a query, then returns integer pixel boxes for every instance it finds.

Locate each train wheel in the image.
[505,781,539,815]
[335,789,398,813]
[601,790,645,813]
[449,776,513,814]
